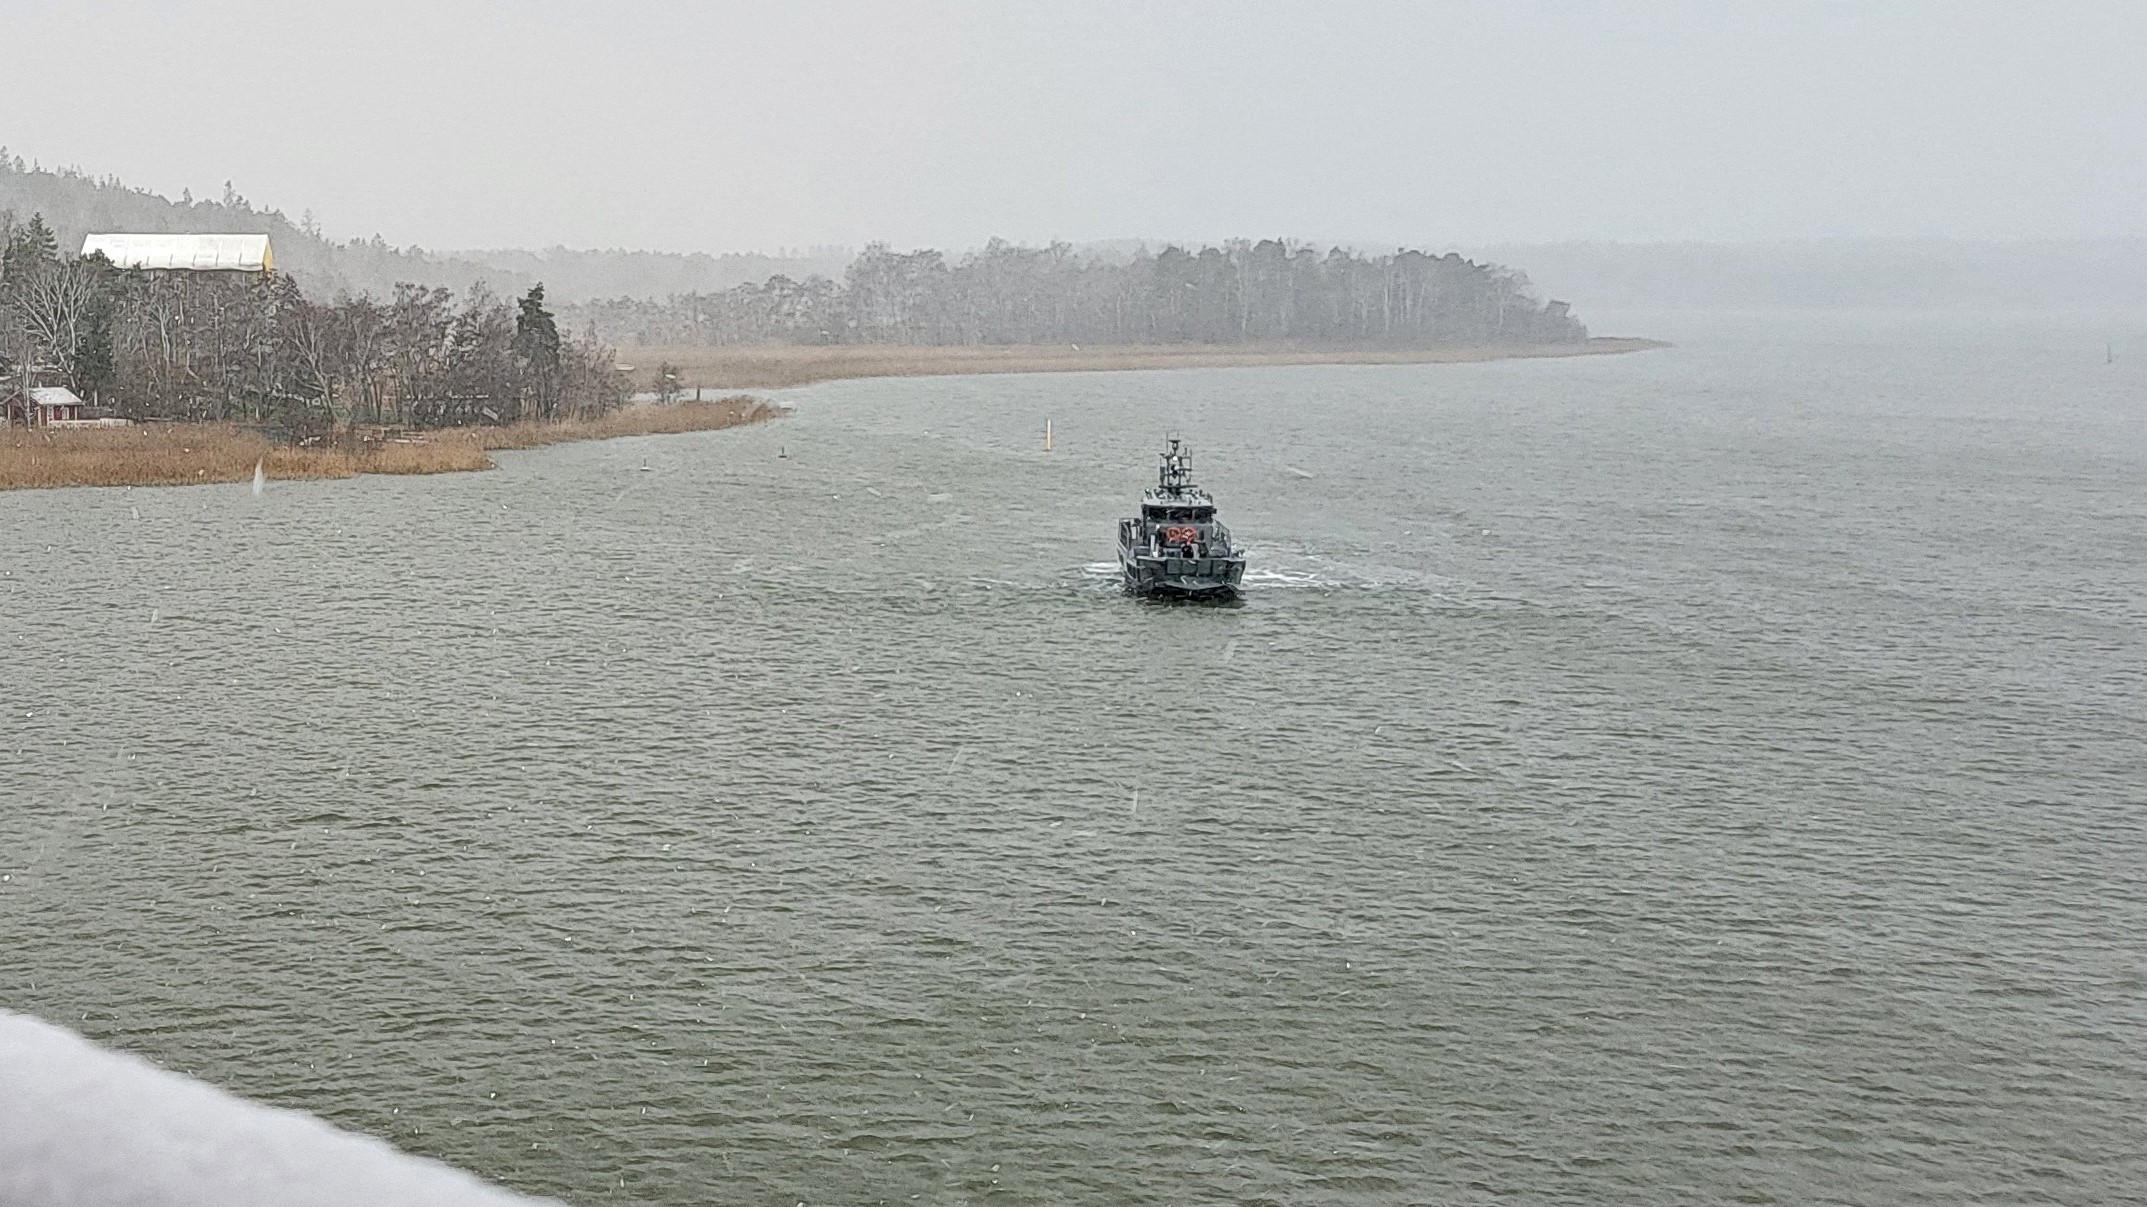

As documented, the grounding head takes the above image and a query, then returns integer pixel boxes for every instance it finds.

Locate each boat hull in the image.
[1119,550,1245,599]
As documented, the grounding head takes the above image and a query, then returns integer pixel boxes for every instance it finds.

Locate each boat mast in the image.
[1158,437,1193,496]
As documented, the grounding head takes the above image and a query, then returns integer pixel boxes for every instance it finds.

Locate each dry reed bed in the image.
[622,337,1668,389]
[0,398,777,492]
[470,396,777,450]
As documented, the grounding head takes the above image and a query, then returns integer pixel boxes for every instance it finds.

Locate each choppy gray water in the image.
[5,312,2146,1205]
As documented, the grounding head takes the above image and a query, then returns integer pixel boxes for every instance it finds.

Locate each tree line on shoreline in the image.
[0,212,624,429]
[4,206,1589,429]
[562,238,1587,349]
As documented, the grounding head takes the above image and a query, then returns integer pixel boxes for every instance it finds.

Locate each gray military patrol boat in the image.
[1118,438,1246,599]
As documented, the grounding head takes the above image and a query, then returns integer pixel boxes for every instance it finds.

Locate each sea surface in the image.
[4,311,2145,1205]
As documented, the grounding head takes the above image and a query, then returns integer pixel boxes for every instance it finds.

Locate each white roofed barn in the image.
[80,233,273,273]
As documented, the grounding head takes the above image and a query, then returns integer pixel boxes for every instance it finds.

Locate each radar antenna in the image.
[1157,437,1195,495]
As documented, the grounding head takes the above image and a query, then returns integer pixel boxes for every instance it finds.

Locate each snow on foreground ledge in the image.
[0,1010,560,1207]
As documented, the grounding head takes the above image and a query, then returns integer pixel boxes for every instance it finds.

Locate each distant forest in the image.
[562,240,1586,348]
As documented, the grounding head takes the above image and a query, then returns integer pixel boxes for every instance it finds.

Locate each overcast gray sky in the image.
[5,0,2142,253]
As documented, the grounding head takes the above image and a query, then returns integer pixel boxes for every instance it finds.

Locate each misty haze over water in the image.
[8,154,2146,315]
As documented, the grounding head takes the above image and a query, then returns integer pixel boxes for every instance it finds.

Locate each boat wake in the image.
[1077,552,1472,596]
[1074,557,1351,594]
[1240,566,1331,588]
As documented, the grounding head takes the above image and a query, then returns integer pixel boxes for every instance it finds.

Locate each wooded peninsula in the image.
[568,239,1589,349]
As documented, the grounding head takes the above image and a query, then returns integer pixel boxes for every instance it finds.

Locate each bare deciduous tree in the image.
[11,264,92,376]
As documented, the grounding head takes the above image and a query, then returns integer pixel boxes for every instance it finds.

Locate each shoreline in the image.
[3,338,1666,492]
[623,337,1667,390]
[0,398,779,493]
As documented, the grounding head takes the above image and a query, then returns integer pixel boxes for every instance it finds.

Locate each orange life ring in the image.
[1162,524,1200,547]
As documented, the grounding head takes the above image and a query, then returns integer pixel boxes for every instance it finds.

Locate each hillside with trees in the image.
[0,152,838,303]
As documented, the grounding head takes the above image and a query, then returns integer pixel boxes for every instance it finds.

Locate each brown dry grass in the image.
[471,396,779,450]
[619,337,1668,390]
[0,397,778,492]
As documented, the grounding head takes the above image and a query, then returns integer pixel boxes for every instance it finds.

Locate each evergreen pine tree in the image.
[514,283,561,369]
[73,299,116,399]
[2,212,58,280]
